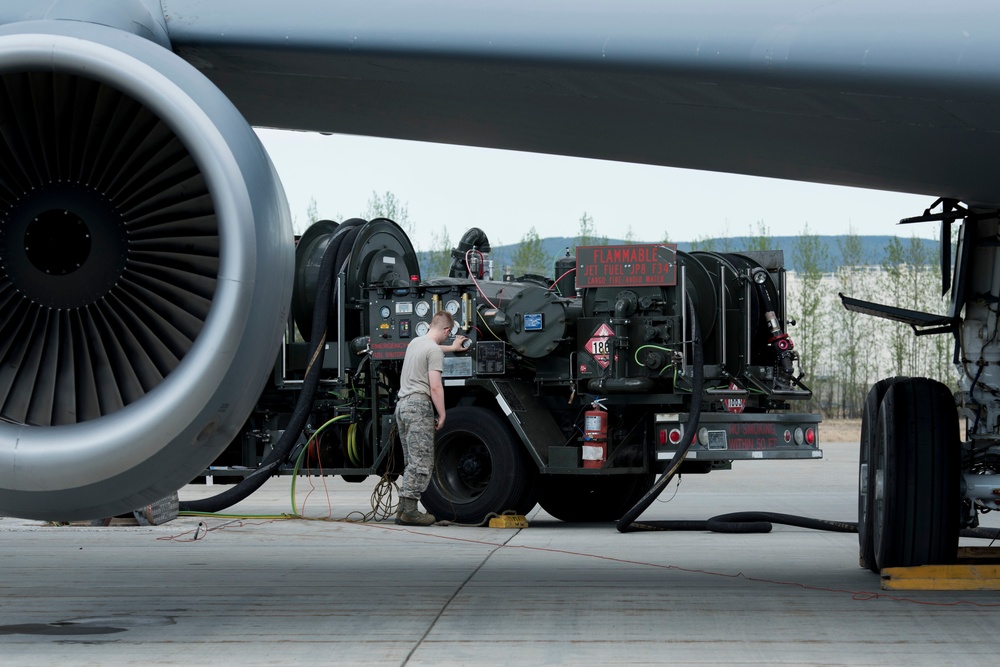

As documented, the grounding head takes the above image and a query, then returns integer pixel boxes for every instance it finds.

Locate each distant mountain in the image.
[419,235,940,276]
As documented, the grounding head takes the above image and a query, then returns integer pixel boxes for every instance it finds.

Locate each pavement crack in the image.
[400,528,521,666]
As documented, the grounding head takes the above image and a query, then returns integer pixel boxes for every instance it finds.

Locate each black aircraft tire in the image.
[422,406,533,525]
[538,473,653,523]
[859,376,908,573]
[872,378,960,571]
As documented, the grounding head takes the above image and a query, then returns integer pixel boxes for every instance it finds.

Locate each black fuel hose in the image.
[178,226,340,513]
[615,299,999,538]
[618,296,878,537]
[329,219,366,311]
[625,512,857,534]
[615,294,1000,539]
[623,512,1000,539]
[617,294,703,532]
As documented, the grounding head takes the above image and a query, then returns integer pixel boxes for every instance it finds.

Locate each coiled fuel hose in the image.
[178,221,343,514]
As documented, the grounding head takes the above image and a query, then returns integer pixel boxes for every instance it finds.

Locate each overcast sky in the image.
[256,128,938,250]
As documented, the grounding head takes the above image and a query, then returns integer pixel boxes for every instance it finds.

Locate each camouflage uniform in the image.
[395,394,436,499]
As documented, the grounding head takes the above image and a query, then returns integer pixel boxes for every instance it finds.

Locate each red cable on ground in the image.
[357,522,1000,608]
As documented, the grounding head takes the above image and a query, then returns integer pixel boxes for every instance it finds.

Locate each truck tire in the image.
[859,376,907,572]
[872,378,960,571]
[513,461,541,517]
[538,473,654,522]
[422,406,535,525]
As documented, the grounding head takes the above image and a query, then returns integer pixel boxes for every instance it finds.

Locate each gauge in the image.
[445,299,460,315]
[450,322,460,336]
[415,321,430,337]
[415,300,430,317]
[379,305,391,319]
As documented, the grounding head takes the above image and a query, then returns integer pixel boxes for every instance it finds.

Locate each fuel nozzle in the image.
[751,268,796,381]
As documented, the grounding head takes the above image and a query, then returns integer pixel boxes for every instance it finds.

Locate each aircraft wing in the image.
[162,1,1000,204]
[2,1,996,201]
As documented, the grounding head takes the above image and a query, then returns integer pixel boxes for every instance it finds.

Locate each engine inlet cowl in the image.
[0,21,293,520]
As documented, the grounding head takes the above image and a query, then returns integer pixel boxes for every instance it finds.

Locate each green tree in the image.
[907,233,934,316]
[747,220,771,252]
[906,234,955,385]
[575,212,608,252]
[790,224,828,393]
[489,236,510,280]
[689,236,717,252]
[425,226,452,277]
[292,197,321,235]
[578,212,596,247]
[623,225,638,245]
[832,229,873,418]
[717,222,733,252]
[306,197,319,225]
[881,236,908,375]
[512,227,550,276]
[364,190,413,238]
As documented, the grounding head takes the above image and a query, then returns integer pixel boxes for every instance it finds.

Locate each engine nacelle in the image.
[0,21,293,519]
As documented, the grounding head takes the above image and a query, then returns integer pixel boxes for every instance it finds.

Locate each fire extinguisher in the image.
[582,401,607,469]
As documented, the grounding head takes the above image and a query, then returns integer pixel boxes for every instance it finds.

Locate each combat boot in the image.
[396,496,436,526]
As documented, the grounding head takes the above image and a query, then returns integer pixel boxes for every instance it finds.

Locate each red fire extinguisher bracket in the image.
[582,404,608,469]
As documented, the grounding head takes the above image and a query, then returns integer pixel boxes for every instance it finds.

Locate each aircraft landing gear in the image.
[861,377,960,571]
[858,377,908,572]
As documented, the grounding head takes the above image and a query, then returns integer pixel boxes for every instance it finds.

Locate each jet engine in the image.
[0,21,294,519]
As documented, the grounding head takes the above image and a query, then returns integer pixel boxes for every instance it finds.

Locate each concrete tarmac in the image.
[2,441,999,666]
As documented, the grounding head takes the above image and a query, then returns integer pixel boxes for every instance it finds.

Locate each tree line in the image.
[789,227,953,419]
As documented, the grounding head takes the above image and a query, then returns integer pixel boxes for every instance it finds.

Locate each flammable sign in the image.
[725,381,746,414]
[585,323,615,368]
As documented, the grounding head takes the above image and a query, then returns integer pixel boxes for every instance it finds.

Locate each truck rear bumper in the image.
[655,412,822,461]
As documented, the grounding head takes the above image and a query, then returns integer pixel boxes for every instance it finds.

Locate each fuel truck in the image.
[198,217,822,524]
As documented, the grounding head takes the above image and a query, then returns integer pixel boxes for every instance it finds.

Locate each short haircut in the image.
[431,310,455,328]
